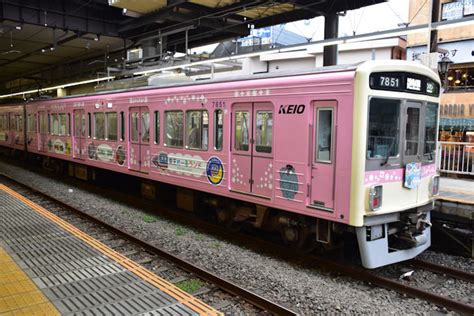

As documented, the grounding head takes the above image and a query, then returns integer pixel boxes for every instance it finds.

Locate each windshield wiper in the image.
[381,138,396,166]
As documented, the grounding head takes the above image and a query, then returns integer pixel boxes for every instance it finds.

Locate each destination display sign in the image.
[369,72,440,97]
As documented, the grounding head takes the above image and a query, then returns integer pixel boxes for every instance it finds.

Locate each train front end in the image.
[351,61,441,268]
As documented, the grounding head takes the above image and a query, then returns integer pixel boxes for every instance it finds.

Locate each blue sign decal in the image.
[206,157,224,185]
[404,162,421,189]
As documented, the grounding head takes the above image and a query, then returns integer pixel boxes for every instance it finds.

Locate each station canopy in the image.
[0,0,384,96]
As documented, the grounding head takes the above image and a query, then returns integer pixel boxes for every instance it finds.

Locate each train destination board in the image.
[369,72,440,96]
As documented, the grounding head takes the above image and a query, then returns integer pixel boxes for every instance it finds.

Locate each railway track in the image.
[309,257,474,315]
[0,174,297,316]
[1,171,473,314]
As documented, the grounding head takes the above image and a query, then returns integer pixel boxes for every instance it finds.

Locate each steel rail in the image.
[301,254,474,315]
[2,171,473,314]
[410,258,474,283]
[0,174,297,316]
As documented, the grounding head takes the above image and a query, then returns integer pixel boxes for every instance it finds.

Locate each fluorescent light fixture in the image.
[0,76,115,99]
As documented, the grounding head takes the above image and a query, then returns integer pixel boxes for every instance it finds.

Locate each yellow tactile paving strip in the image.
[0,184,222,316]
[0,247,60,315]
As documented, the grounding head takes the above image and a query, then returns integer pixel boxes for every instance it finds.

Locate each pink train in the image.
[0,60,441,268]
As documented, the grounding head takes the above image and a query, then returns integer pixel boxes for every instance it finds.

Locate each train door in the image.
[129,107,150,173]
[310,101,337,209]
[73,109,86,159]
[26,113,38,150]
[38,111,48,152]
[231,102,273,198]
[402,101,422,203]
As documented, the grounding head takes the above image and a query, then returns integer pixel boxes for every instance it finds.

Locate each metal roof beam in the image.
[0,0,122,37]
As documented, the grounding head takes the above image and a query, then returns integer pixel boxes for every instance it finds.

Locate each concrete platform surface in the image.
[0,183,222,316]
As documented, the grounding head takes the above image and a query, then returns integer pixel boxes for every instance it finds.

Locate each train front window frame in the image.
[423,102,438,162]
[405,104,421,157]
[367,98,401,161]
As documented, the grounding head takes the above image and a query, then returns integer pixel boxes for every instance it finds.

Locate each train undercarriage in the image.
[0,149,435,267]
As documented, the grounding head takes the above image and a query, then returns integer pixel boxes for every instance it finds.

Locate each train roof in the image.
[18,63,358,103]
[5,60,440,105]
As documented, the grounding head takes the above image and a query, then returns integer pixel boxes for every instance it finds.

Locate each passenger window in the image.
[27,114,36,133]
[39,112,47,134]
[165,111,183,147]
[16,115,23,132]
[68,114,71,135]
[106,112,117,141]
[424,103,438,161]
[52,114,59,135]
[94,112,105,140]
[154,111,160,144]
[316,108,333,162]
[405,107,420,156]
[131,112,139,142]
[255,111,272,153]
[48,114,51,133]
[75,112,85,137]
[88,113,91,138]
[0,115,5,131]
[186,110,208,150]
[59,113,67,136]
[120,112,124,141]
[142,112,150,142]
[234,111,249,151]
[367,98,400,159]
[214,110,223,151]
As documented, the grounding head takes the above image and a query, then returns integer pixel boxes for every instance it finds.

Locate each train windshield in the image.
[367,98,439,166]
[367,98,400,159]
[423,103,438,161]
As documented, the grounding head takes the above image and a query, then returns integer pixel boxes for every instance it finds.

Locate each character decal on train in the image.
[151,152,169,171]
[95,144,114,162]
[279,165,298,199]
[168,153,205,177]
[88,143,97,160]
[206,156,224,185]
[404,162,421,189]
[49,139,66,154]
[65,141,72,155]
[115,146,126,165]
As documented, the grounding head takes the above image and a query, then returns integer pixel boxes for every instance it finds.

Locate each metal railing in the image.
[437,141,474,175]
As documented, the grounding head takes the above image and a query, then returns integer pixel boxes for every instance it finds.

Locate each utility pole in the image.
[426,0,440,68]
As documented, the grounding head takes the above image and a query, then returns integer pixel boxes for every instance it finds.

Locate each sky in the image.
[192,0,412,54]
[285,0,410,40]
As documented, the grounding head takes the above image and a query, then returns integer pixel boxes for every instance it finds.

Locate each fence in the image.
[437,141,474,175]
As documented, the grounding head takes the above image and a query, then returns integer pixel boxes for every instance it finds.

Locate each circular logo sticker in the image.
[206,157,224,185]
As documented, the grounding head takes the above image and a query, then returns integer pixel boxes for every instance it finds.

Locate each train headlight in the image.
[430,175,440,197]
[369,185,383,211]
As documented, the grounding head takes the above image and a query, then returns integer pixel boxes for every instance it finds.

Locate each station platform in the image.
[435,177,473,220]
[0,184,222,316]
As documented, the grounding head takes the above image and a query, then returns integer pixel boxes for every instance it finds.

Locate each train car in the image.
[2,60,441,268]
[0,105,24,151]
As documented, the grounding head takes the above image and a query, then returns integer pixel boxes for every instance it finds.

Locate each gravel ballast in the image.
[1,159,472,314]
